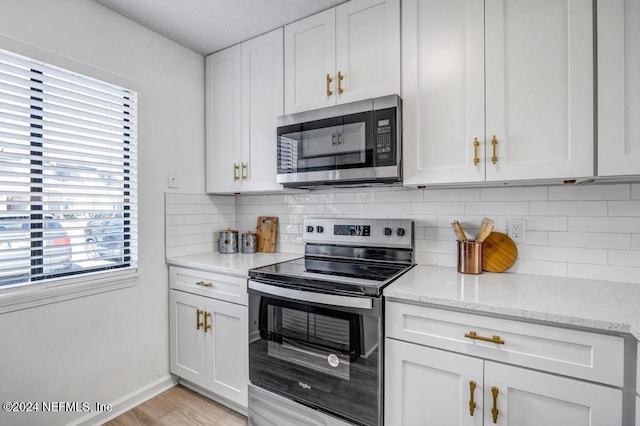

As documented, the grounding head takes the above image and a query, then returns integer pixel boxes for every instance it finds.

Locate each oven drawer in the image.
[385,301,624,387]
[169,266,247,305]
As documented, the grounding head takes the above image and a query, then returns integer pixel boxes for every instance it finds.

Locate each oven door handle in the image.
[248,280,373,310]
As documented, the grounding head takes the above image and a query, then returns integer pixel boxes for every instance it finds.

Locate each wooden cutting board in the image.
[482,232,518,272]
[256,216,278,253]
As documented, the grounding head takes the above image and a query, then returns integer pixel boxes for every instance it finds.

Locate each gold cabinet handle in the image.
[241,162,247,180]
[473,137,480,166]
[337,71,344,94]
[469,380,477,416]
[233,163,240,181]
[491,135,498,164]
[195,280,213,288]
[204,311,212,332]
[326,73,333,97]
[196,309,204,330]
[464,331,505,345]
[491,386,499,423]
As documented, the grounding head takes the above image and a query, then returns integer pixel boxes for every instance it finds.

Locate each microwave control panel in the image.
[374,107,396,166]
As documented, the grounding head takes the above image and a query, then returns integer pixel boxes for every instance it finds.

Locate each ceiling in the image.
[94,0,348,56]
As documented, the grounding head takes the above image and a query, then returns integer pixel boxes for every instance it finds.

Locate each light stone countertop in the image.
[384,265,640,340]
[166,251,302,277]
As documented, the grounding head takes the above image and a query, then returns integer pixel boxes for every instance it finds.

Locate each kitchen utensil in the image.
[476,217,495,243]
[457,240,483,274]
[219,229,238,254]
[256,216,278,253]
[451,220,467,241]
[482,232,517,272]
[241,232,257,254]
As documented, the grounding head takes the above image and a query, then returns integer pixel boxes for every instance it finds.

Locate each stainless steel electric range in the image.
[247,218,415,426]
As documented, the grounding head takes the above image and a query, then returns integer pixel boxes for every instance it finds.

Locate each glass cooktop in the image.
[248,256,414,297]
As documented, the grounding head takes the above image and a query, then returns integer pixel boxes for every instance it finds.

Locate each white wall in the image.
[0,1,204,425]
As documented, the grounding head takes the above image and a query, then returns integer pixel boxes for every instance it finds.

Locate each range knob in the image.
[306,225,314,233]
[384,227,393,236]
[397,228,406,237]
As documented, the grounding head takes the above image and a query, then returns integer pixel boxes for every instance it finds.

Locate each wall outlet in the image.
[167,172,179,189]
[507,218,526,243]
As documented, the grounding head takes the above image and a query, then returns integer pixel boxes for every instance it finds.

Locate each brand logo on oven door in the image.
[298,382,312,390]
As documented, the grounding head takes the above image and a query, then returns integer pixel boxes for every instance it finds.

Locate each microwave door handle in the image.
[248,280,373,310]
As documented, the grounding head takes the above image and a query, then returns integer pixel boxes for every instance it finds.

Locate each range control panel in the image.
[303,218,413,249]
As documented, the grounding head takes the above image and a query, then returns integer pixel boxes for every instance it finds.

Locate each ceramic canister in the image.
[219,229,238,254]
[241,232,257,254]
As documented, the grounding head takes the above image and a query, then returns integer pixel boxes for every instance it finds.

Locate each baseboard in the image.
[68,374,177,426]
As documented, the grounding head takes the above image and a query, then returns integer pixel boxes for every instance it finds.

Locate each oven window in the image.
[260,297,360,380]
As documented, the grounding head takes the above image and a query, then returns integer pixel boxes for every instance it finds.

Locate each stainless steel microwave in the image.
[276,95,402,188]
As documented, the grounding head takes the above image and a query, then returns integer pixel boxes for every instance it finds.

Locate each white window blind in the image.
[0,47,137,288]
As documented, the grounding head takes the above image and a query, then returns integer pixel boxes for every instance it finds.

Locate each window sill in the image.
[0,268,138,314]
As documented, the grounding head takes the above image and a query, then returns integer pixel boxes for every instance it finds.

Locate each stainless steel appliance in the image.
[247,218,414,426]
[276,95,402,188]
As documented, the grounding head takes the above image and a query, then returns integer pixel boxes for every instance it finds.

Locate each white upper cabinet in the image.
[403,0,594,186]
[206,45,242,193]
[597,0,640,177]
[284,0,400,114]
[205,29,283,194]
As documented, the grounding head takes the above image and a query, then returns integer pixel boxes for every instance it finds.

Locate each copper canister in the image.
[219,229,238,254]
[241,232,257,254]
[457,241,483,274]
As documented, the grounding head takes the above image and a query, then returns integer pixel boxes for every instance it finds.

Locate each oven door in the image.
[248,280,382,426]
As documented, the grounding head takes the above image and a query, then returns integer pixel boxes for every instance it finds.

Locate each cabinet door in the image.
[335,0,400,104]
[385,339,483,426]
[597,0,640,176]
[402,0,485,185]
[205,45,242,193]
[241,28,284,192]
[205,298,248,408]
[284,8,336,114]
[485,0,594,181]
[485,361,622,426]
[169,290,206,387]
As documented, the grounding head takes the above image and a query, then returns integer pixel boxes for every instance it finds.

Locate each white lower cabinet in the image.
[385,302,624,425]
[169,268,248,410]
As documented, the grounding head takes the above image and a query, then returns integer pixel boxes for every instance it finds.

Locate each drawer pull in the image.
[491,386,499,423]
[464,331,505,345]
[195,280,213,288]
[196,309,204,330]
[468,380,476,416]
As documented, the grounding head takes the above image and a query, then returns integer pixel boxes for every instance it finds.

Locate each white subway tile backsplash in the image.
[411,201,465,215]
[549,232,630,249]
[608,250,640,267]
[481,186,547,201]
[548,184,630,200]
[568,264,640,284]
[465,201,529,216]
[570,217,640,233]
[165,183,640,284]
[423,188,480,201]
[530,201,607,216]
[608,200,640,216]
[530,246,607,265]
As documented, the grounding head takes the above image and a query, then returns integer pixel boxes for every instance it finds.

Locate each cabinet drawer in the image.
[386,301,624,387]
[169,266,247,305]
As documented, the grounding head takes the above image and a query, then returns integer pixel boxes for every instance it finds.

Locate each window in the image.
[0,47,137,296]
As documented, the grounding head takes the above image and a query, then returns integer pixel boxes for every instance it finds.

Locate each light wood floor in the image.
[104,384,247,426]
